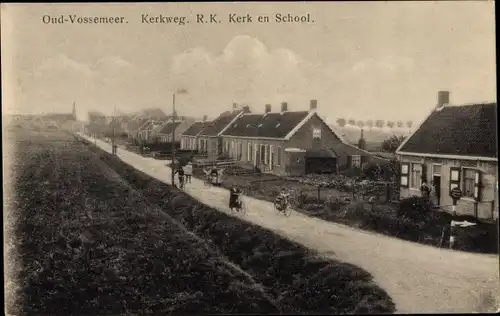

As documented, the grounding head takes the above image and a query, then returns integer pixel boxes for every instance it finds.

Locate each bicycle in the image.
[274,195,291,216]
[230,192,246,214]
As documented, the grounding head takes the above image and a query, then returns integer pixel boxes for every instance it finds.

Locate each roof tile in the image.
[222,111,309,138]
[399,103,497,158]
[198,110,243,136]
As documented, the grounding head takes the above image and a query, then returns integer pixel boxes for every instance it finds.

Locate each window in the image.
[449,167,461,195]
[400,162,409,188]
[351,155,361,168]
[247,142,252,161]
[260,145,265,162]
[463,168,481,200]
[276,147,282,166]
[463,169,475,198]
[410,163,422,189]
[238,142,243,159]
[225,141,229,153]
[432,164,441,175]
[313,128,321,139]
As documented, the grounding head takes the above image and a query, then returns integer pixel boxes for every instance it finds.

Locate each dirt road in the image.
[81,135,499,313]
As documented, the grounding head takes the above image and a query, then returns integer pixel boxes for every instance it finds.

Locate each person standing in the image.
[420,180,431,199]
[184,162,193,183]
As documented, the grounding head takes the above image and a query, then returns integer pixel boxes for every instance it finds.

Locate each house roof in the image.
[182,121,211,136]
[221,111,309,138]
[398,103,497,158]
[142,120,165,132]
[306,148,337,158]
[157,121,181,135]
[330,142,371,157]
[198,110,243,137]
[128,118,149,132]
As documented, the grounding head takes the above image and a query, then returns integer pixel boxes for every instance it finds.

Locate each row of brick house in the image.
[181,100,375,176]
[396,91,498,219]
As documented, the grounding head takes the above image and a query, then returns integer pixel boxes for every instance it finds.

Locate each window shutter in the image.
[449,167,461,196]
[474,170,482,201]
[270,145,274,165]
[264,145,268,164]
[400,162,409,188]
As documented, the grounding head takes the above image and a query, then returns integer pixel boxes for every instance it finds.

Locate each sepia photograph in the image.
[2,1,498,315]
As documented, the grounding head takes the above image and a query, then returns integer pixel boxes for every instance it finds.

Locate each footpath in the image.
[79,134,500,314]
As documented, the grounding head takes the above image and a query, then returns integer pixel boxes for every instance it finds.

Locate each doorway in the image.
[432,175,441,206]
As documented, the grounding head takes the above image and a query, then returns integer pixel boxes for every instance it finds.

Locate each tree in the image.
[382,135,406,153]
[387,121,395,129]
[397,121,404,128]
[406,121,413,132]
[365,120,374,131]
[348,119,356,126]
[375,120,384,129]
[356,120,365,129]
[336,118,346,127]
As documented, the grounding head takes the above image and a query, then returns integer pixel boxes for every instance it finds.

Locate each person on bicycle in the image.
[174,166,185,187]
[275,188,290,209]
[209,167,219,184]
[229,185,242,211]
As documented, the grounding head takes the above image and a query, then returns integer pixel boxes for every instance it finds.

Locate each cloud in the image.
[26,38,429,121]
[167,35,419,118]
[38,54,94,77]
[169,35,329,112]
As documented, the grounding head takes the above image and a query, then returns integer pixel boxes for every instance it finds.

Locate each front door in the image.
[432,175,441,206]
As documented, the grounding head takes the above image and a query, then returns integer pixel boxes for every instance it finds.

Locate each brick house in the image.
[396,91,498,219]
[180,116,211,151]
[220,100,370,176]
[195,105,250,159]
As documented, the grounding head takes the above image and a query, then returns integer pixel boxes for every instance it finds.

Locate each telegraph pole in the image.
[171,93,176,186]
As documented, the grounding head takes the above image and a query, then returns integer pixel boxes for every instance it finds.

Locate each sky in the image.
[1,2,496,124]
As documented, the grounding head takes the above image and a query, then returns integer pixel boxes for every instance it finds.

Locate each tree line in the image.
[336,118,413,131]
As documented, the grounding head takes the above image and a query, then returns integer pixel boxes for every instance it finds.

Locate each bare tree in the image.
[356,120,365,129]
[336,118,346,127]
[365,119,374,131]
[387,121,395,129]
[397,121,404,128]
[375,120,384,129]
[348,119,356,126]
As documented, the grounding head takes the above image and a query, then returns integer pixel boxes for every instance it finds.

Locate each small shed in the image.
[305,149,337,174]
[284,148,306,176]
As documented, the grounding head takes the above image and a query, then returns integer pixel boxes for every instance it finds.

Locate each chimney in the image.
[232,102,238,110]
[310,99,317,111]
[281,102,288,112]
[202,115,207,122]
[265,104,272,113]
[437,91,450,108]
[242,105,251,113]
